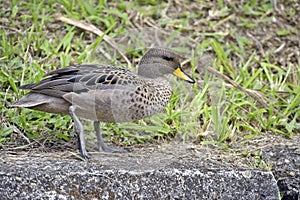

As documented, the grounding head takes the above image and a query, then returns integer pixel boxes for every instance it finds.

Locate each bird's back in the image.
[20,64,143,97]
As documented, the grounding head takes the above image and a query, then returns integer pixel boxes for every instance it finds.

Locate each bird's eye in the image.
[162,55,174,61]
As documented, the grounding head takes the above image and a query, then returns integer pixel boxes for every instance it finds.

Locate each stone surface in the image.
[0,144,280,200]
[262,145,300,200]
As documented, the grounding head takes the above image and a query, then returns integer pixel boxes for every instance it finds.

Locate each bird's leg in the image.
[69,106,90,159]
[94,121,128,153]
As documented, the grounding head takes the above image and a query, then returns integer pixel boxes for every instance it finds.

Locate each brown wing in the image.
[19,64,142,98]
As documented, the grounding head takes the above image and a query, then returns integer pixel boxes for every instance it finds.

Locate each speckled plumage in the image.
[11,47,195,159]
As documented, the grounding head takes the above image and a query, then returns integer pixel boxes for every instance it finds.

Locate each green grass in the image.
[0,0,299,149]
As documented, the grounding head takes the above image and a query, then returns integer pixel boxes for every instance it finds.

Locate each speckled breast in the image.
[106,80,172,123]
[69,79,172,123]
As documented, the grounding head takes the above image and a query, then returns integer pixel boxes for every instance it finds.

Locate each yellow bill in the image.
[173,67,195,83]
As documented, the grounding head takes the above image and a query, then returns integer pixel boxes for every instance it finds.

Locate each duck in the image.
[10,47,195,159]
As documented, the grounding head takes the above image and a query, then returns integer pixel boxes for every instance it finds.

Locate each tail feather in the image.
[10,93,48,108]
[10,92,70,114]
[19,83,36,90]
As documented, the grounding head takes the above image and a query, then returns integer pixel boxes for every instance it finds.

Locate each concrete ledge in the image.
[262,144,300,200]
[0,146,280,200]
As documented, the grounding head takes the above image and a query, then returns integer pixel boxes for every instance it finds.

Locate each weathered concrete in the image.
[262,144,300,200]
[0,144,280,200]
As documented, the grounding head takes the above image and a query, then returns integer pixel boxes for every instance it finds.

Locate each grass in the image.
[0,0,299,151]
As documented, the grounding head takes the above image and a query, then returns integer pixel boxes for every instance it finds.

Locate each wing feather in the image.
[19,64,142,98]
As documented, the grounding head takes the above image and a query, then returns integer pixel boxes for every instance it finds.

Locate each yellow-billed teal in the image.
[11,47,195,159]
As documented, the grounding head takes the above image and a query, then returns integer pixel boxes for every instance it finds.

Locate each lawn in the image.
[0,0,299,161]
